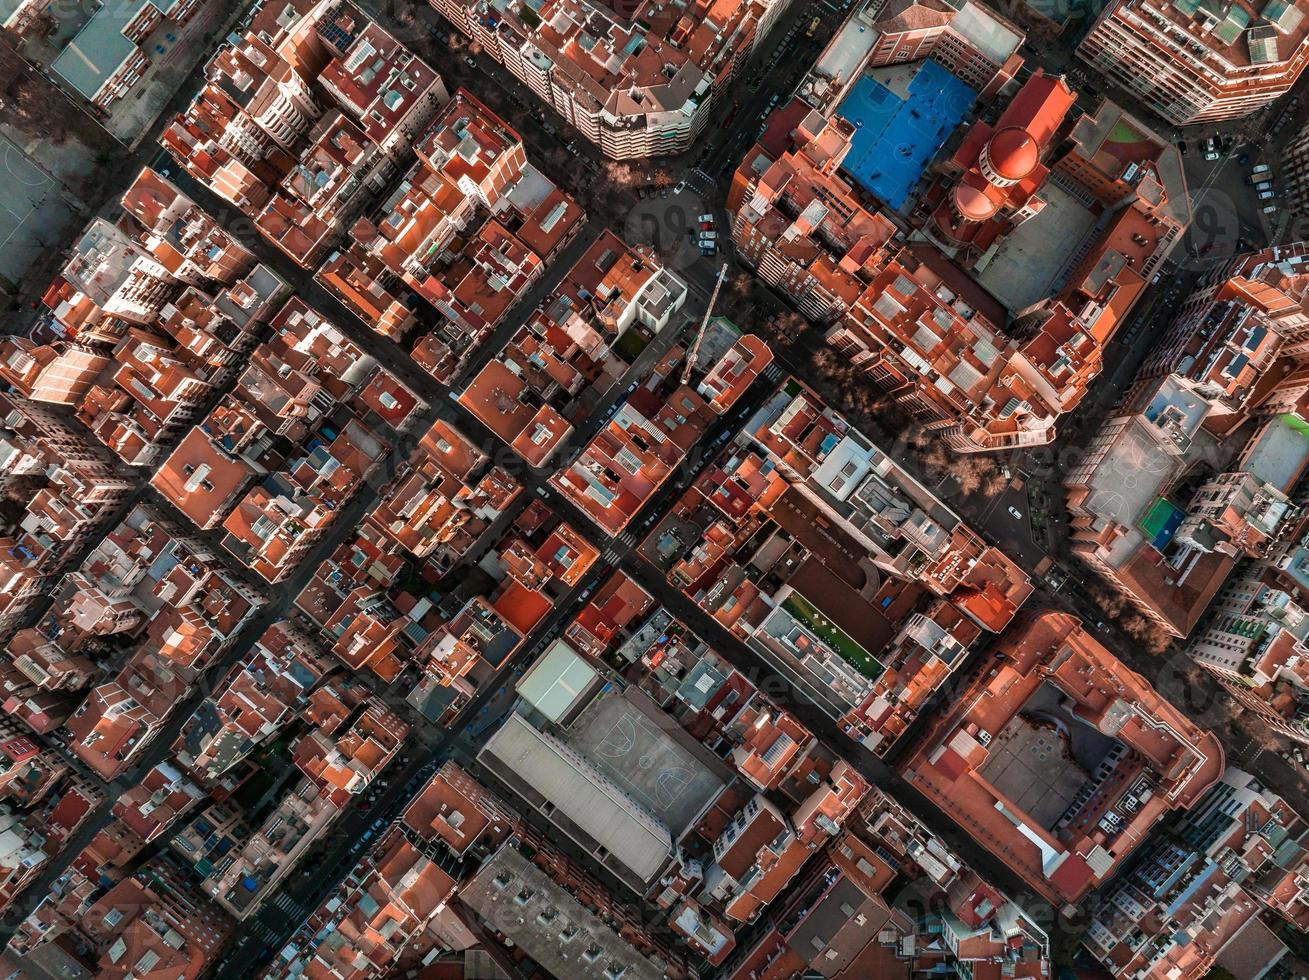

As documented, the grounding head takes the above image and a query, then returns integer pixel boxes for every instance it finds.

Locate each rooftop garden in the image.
[783,591,885,680]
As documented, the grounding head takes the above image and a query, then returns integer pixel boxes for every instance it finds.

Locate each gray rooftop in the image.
[560,689,728,834]
[478,712,673,887]
[460,844,666,980]
[1238,414,1309,493]
[52,0,169,101]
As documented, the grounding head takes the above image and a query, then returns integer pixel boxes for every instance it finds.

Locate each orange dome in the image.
[954,182,998,222]
[987,126,1039,181]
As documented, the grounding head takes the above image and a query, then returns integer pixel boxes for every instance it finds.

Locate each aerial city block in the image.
[0,0,1306,977]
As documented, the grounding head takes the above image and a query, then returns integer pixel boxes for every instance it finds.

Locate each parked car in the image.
[700,246,716,256]
[699,231,717,242]
[1251,163,1272,176]
[1258,189,1276,200]
[1254,180,1274,192]
[1263,203,1279,214]
[1203,137,1219,161]
[698,213,714,223]
[673,180,687,194]
[1008,506,1023,519]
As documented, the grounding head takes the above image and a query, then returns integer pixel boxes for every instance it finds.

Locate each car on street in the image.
[1258,189,1276,200]
[1251,163,1272,176]
[1007,506,1023,519]
[699,231,717,241]
[1263,203,1279,214]
[700,246,716,256]
[673,180,686,194]
[1203,137,1219,161]
[698,213,714,223]
[1254,180,1274,192]
[1178,140,1188,154]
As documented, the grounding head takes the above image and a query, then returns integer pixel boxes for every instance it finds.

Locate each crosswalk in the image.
[271,892,305,917]
[602,528,640,564]
[762,362,785,384]
[688,169,714,194]
[248,919,283,947]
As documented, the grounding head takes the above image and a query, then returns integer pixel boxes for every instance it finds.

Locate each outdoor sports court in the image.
[564,693,725,833]
[837,61,976,210]
[0,133,79,289]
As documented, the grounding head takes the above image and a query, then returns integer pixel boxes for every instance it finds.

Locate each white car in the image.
[1203,137,1219,161]
[1007,506,1023,519]
[1263,203,1279,214]
[698,213,714,223]
[673,180,687,195]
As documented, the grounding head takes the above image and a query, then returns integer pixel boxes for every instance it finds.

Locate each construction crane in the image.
[682,262,730,385]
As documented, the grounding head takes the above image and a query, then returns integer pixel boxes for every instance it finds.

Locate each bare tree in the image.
[1121,614,1173,655]
[603,161,638,186]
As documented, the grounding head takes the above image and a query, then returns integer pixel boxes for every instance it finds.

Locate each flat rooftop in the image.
[1082,417,1181,528]
[460,845,666,980]
[981,715,1087,830]
[479,712,673,887]
[979,683,1119,831]
[838,61,976,211]
[1240,414,1309,493]
[974,182,1099,311]
[561,690,727,835]
[516,639,600,724]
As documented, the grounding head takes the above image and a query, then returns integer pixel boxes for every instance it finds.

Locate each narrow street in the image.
[2,0,1308,972]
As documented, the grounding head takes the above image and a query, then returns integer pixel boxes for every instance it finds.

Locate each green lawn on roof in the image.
[783,592,885,680]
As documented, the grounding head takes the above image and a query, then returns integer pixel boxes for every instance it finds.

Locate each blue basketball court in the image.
[837,61,977,210]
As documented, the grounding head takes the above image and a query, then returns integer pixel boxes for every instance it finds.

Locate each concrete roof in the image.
[460,845,666,980]
[51,0,170,101]
[516,640,600,723]
[478,713,672,885]
[1240,414,1309,493]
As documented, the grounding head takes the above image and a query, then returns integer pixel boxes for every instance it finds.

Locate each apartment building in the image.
[0,395,135,640]
[865,0,1025,99]
[730,71,1185,451]
[432,0,795,158]
[1085,768,1309,978]
[1189,555,1309,744]
[1078,0,1309,125]
[1136,244,1309,430]
[901,611,1225,905]
[1066,375,1309,636]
